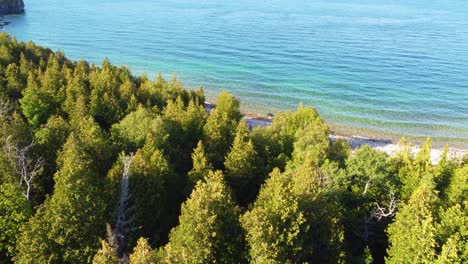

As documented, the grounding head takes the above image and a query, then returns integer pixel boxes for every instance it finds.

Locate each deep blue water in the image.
[2,0,468,144]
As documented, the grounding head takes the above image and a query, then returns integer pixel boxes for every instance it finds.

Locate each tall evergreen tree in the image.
[386,183,438,264]
[128,137,171,246]
[0,183,31,262]
[203,92,240,169]
[241,168,307,264]
[435,204,467,263]
[187,140,213,186]
[224,120,259,206]
[15,121,110,263]
[129,238,156,264]
[93,241,120,264]
[162,171,245,263]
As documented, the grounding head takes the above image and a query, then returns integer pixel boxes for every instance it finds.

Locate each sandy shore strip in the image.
[205,102,467,164]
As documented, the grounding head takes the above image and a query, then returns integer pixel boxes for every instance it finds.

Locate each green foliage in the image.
[93,241,120,264]
[15,131,108,263]
[203,92,241,168]
[241,169,308,263]
[128,138,171,245]
[20,73,58,129]
[435,204,467,263]
[0,34,465,263]
[446,164,468,206]
[288,115,330,169]
[436,236,464,264]
[34,115,70,198]
[328,138,351,168]
[162,171,245,263]
[224,120,259,205]
[337,145,394,263]
[111,106,168,151]
[161,97,207,173]
[130,238,156,264]
[386,183,438,264]
[0,183,31,261]
[392,138,434,201]
[187,140,213,185]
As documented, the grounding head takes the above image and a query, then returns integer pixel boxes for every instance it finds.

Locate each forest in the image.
[0,33,466,263]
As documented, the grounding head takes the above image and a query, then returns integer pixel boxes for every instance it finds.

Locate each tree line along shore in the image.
[0,33,467,263]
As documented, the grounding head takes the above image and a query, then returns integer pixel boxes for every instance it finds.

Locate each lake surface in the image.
[2,0,468,145]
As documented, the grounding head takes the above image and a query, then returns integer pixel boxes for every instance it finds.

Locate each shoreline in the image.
[206,102,468,164]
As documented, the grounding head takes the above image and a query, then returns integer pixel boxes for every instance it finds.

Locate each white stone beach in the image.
[242,113,467,165]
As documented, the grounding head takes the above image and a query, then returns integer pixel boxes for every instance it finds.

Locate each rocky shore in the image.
[0,0,24,15]
[206,102,467,164]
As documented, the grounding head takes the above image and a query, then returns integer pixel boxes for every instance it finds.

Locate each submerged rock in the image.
[0,0,24,15]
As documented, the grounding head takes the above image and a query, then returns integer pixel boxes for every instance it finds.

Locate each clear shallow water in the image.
[2,0,468,144]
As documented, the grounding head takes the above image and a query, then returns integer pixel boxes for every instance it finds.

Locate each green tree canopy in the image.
[162,171,245,263]
[386,183,438,264]
[224,120,259,206]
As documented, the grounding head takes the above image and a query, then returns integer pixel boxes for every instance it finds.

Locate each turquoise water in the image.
[2,0,468,144]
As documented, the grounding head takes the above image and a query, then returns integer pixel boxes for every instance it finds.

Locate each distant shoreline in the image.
[205,102,467,164]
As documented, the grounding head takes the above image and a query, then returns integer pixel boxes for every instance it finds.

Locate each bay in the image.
[3,0,468,145]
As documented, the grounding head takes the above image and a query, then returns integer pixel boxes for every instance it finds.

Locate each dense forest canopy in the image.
[0,33,466,263]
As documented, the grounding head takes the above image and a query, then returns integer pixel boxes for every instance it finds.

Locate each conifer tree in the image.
[386,183,438,264]
[241,168,307,264]
[435,204,467,263]
[89,58,124,128]
[187,141,213,185]
[291,161,345,263]
[162,171,245,263]
[4,63,23,98]
[111,106,168,151]
[446,164,467,206]
[20,73,57,128]
[129,238,155,264]
[224,120,259,206]
[162,97,207,173]
[287,113,330,169]
[15,124,109,263]
[0,183,31,261]
[93,240,120,264]
[128,137,170,245]
[396,138,433,200]
[215,91,242,122]
[203,92,240,169]
[436,236,464,264]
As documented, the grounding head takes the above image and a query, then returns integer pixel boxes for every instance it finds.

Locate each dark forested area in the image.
[0,33,466,263]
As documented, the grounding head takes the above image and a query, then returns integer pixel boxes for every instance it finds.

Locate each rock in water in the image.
[0,0,24,15]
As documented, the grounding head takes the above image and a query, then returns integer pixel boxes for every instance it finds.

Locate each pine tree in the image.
[435,204,467,263]
[111,106,168,151]
[224,120,259,206]
[128,137,170,245]
[291,161,345,263]
[386,183,438,264]
[287,113,330,169]
[0,183,31,261]
[93,240,120,264]
[397,138,433,201]
[129,238,155,264]
[15,128,109,263]
[446,165,467,206]
[202,92,240,169]
[436,236,463,264]
[162,171,245,263]
[241,168,307,264]
[187,141,213,185]
[215,91,242,121]
[20,73,57,128]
